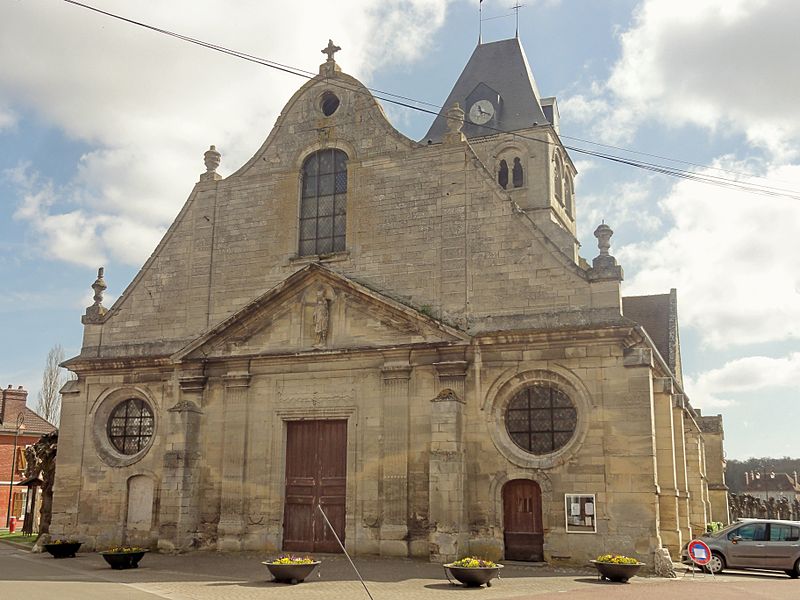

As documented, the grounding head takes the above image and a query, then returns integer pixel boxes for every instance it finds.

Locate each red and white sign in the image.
[687,539,712,566]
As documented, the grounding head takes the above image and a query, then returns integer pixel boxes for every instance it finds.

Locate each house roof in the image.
[423,38,550,142]
[744,473,800,494]
[0,407,57,436]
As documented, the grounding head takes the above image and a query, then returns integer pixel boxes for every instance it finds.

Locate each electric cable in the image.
[59,0,800,200]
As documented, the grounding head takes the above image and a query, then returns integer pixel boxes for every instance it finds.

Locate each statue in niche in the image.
[313,289,330,346]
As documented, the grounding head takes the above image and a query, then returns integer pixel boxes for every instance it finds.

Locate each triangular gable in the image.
[172,264,469,362]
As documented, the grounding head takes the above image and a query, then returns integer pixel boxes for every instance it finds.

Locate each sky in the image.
[1,0,798,462]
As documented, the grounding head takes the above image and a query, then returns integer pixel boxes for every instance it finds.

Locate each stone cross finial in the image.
[322,39,341,62]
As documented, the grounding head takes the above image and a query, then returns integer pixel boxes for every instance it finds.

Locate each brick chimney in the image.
[0,385,28,425]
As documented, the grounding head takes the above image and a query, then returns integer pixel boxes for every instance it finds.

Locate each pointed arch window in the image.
[300,149,348,256]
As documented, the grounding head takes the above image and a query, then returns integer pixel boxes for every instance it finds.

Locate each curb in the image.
[0,538,35,552]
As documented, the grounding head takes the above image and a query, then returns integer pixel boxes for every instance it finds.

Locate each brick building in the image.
[1,385,57,527]
[52,38,727,565]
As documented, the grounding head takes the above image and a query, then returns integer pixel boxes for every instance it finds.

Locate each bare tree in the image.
[36,344,68,426]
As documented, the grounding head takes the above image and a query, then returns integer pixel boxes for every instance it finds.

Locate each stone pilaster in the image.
[698,414,729,524]
[429,355,468,563]
[653,377,681,555]
[380,351,412,557]
[158,372,206,552]
[684,415,708,536]
[672,395,692,541]
[217,363,250,550]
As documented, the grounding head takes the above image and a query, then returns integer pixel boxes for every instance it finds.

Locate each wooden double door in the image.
[503,479,544,561]
[283,419,347,553]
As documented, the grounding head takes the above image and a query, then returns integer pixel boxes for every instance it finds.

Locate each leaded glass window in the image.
[505,385,577,455]
[299,149,347,256]
[107,398,154,455]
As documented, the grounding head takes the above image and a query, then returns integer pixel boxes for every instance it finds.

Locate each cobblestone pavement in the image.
[1,543,798,600]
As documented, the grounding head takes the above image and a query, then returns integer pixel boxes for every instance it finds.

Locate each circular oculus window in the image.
[320,91,340,116]
[106,398,155,455]
[504,385,577,455]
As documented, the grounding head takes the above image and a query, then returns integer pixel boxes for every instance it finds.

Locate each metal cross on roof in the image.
[322,39,341,62]
[511,2,525,37]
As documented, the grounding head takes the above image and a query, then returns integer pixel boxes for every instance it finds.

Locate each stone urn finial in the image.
[204,145,220,173]
[594,222,613,256]
[201,145,222,181]
[83,266,108,324]
[444,102,466,144]
[587,222,623,282]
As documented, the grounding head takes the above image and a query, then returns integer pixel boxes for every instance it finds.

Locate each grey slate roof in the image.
[622,289,683,385]
[423,38,550,143]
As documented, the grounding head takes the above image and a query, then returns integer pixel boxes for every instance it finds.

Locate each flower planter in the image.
[443,564,504,587]
[100,550,149,570]
[44,542,82,558]
[590,560,645,582]
[262,560,321,584]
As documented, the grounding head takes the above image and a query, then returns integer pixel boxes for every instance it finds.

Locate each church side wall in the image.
[465,336,661,565]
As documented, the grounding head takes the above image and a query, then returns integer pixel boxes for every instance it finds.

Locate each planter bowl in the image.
[262,560,321,584]
[444,564,504,587]
[590,560,645,582]
[44,542,82,558]
[100,550,149,570]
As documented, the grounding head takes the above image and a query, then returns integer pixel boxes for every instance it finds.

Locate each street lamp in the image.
[748,468,776,516]
[5,413,26,528]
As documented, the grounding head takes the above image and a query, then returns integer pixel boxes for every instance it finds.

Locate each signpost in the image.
[685,539,714,578]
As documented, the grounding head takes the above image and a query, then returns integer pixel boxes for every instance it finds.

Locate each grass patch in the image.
[0,531,37,547]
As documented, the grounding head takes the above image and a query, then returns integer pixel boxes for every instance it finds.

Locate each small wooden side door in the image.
[283,419,347,553]
[503,479,543,561]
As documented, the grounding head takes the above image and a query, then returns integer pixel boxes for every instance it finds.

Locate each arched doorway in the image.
[503,479,543,561]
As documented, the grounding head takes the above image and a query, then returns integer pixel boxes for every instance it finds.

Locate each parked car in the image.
[681,519,800,578]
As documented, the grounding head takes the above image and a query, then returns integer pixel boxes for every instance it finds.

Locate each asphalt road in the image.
[1,541,798,600]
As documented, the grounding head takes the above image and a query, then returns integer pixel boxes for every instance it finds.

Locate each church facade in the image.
[52,38,727,565]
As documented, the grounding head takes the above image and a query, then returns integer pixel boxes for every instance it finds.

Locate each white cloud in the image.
[0,106,15,131]
[562,0,800,155]
[579,178,663,237]
[0,0,458,267]
[618,161,800,348]
[685,352,800,410]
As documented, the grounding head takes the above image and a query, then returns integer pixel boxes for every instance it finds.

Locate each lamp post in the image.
[5,413,26,528]
[748,468,776,517]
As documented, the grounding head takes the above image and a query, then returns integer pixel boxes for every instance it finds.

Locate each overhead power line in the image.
[60,0,800,201]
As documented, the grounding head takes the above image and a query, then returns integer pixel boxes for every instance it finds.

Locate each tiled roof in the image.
[0,407,57,435]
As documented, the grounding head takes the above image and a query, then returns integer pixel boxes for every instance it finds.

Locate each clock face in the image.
[469,99,495,125]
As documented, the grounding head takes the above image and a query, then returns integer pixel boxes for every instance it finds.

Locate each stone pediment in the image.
[172,264,468,361]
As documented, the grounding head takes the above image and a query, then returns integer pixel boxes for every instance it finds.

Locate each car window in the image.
[729,523,767,541]
[770,524,800,542]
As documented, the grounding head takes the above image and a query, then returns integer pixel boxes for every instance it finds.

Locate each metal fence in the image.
[729,492,800,521]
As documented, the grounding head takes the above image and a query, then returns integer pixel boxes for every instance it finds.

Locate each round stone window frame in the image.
[91,387,158,468]
[487,369,592,470]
